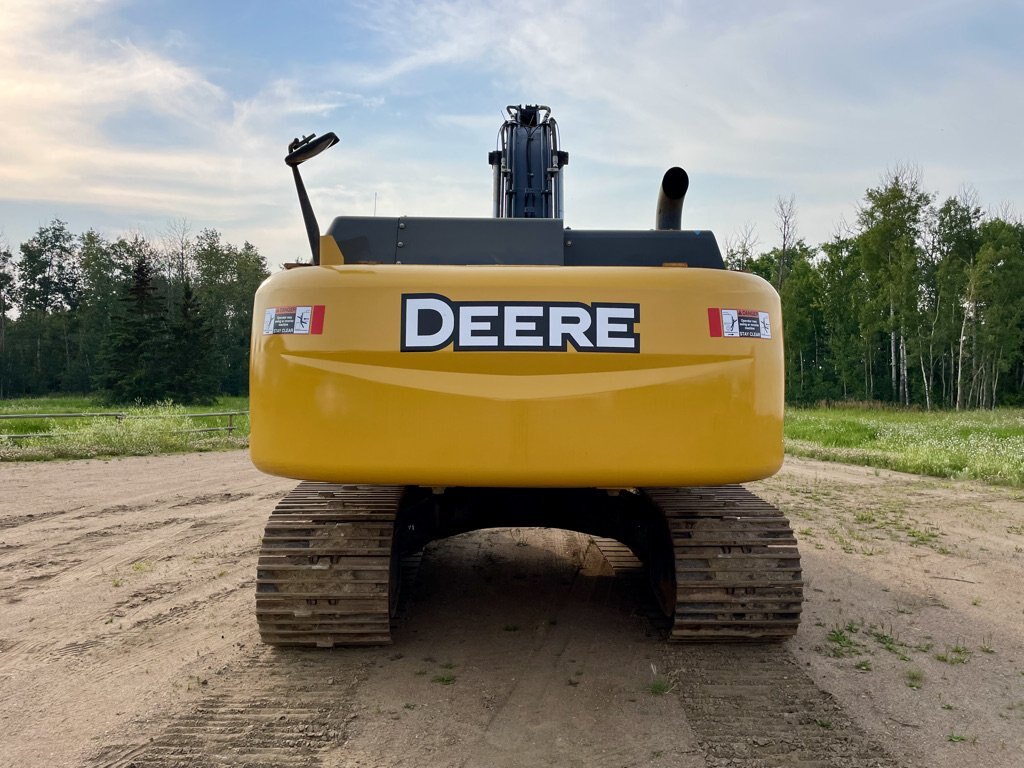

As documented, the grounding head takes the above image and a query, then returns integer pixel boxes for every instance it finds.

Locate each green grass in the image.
[824,621,863,652]
[935,642,972,665]
[905,668,925,689]
[870,627,911,660]
[8,397,1022,487]
[785,406,1024,486]
[649,679,672,695]
[0,394,249,417]
[0,395,249,461]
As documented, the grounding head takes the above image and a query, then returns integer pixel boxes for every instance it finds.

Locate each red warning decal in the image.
[707,307,723,337]
[310,305,325,334]
[708,308,771,339]
[262,305,326,335]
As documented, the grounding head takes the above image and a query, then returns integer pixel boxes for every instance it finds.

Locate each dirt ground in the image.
[0,452,1021,768]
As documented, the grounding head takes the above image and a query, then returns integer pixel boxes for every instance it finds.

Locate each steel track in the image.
[643,485,803,641]
[256,483,802,646]
[256,483,404,647]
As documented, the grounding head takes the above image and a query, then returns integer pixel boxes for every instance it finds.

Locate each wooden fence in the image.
[0,411,248,441]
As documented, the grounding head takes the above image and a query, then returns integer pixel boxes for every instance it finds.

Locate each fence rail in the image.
[0,410,249,441]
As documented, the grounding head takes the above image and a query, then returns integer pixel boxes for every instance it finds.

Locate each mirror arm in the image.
[292,165,321,265]
[285,132,339,266]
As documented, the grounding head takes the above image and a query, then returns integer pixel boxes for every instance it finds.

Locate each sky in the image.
[1,0,1022,268]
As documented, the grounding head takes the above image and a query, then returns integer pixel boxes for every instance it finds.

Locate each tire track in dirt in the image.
[129,583,249,632]
[4,453,1017,767]
[594,539,902,767]
[85,523,901,768]
[0,578,248,675]
[666,646,900,767]
[0,453,297,767]
[172,491,253,508]
[0,517,191,601]
[0,509,249,604]
[333,529,705,768]
[88,647,373,768]
[0,509,67,530]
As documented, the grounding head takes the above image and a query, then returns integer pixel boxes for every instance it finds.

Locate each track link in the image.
[643,485,802,642]
[256,482,403,647]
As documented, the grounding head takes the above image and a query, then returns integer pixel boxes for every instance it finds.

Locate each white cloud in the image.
[0,2,226,200]
[465,3,1017,242]
[0,0,1021,266]
[0,2,327,261]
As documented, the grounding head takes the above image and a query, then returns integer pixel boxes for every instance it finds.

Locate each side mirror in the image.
[285,132,339,167]
[286,131,340,264]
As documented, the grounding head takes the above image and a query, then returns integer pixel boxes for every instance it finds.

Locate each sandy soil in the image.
[0,452,1021,767]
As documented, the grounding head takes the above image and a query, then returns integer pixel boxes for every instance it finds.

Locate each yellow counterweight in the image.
[250,263,783,488]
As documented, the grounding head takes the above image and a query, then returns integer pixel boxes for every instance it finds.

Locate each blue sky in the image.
[1,0,1022,268]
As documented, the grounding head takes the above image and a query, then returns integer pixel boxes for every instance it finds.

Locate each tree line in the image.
[729,168,1024,408]
[0,220,269,404]
[2,167,1022,409]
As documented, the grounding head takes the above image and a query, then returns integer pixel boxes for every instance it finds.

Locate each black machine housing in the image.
[308,104,723,269]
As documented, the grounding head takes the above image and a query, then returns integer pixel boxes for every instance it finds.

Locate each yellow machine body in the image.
[250,262,784,488]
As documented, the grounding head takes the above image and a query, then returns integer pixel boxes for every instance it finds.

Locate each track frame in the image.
[256,483,802,647]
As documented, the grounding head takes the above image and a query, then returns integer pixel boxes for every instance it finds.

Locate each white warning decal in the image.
[263,305,325,335]
[708,308,771,339]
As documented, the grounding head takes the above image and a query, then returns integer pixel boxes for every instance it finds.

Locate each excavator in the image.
[249,105,802,646]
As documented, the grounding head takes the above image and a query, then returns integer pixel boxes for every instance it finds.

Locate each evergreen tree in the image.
[192,230,269,395]
[166,281,219,404]
[95,254,170,404]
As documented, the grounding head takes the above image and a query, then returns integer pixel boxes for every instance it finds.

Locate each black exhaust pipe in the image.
[655,167,689,230]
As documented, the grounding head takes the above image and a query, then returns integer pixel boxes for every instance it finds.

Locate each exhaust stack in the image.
[655,167,689,230]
